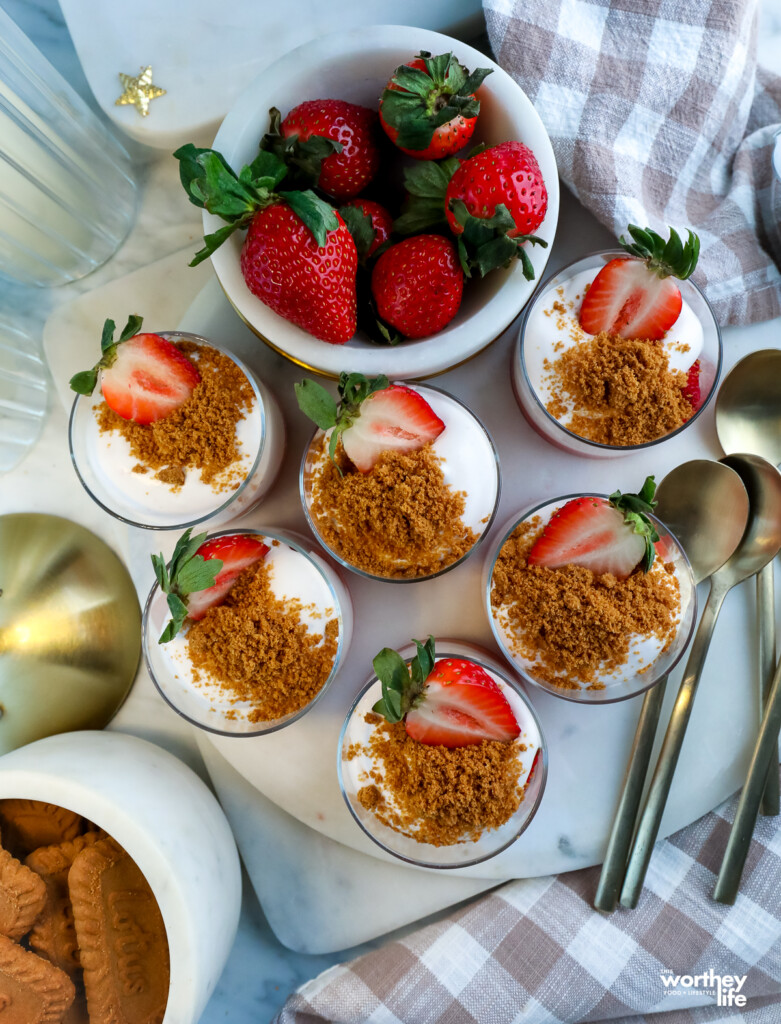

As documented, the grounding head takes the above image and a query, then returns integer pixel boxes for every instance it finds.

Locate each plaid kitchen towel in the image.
[483,0,781,327]
[274,770,781,1023]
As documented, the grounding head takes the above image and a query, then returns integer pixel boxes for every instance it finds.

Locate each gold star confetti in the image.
[115,66,166,117]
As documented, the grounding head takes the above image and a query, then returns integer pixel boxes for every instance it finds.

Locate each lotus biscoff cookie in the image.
[25,832,102,976]
[0,846,47,941]
[0,802,83,859]
[0,933,75,1024]
[68,837,169,1024]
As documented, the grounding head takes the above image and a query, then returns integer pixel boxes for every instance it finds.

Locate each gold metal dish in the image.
[0,513,140,753]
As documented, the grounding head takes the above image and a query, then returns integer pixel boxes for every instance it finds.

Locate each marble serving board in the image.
[42,197,781,942]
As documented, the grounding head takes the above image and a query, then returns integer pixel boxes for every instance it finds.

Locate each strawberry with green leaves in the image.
[394,141,548,280]
[339,199,394,260]
[379,52,493,160]
[578,225,700,340]
[174,144,357,344]
[295,371,444,473]
[69,315,201,424]
[527,477,660,579]
[152,529,269,643]
[372,636,520,747]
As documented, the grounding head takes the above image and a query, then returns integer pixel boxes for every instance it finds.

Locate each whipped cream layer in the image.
[148,535,348,730]
[340,658,542,848]
[522,267,704,426]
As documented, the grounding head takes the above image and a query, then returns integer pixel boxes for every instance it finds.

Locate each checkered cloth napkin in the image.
[274,772,781,1023]
[484,0,781,326]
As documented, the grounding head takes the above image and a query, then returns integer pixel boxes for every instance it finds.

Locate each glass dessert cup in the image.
[338,640,547,869]
[300,382,501,583]
[484,496,697,705]
[512,251,723,459]
[143,527,353,736]
[69,332,285,530]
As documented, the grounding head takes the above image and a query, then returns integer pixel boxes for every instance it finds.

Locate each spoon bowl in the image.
[716,350,781,465]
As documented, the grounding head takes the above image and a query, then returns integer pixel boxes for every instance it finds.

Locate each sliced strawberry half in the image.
[578,225,700,341]
[101,333,201,424]
[185,535,270,620]
[340,384,445,472]
[405,658,520,748]
[527,497,646,578]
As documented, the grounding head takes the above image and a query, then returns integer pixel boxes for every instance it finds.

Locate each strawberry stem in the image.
[69,314,144,396]
[372,636,436,722]
[618,224,700,280]
[151,528,223,643]
[609,476,660,573]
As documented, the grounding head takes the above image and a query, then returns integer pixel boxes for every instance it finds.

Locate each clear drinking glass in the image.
[0,7,137,287]
[0,313,48,472]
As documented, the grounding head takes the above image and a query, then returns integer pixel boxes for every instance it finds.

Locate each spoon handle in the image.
[714,652,781,903]
[620,582,728,907]
[758,563,780,816]
[593,675,668,913]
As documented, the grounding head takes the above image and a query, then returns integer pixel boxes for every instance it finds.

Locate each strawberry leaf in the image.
[339,204,377,263]
[393,157,460,235]
[372,636,435,724]
[618,224,700,280]
[279,190,339,248]
[609,476,660,573]
[152,529,223,643]
[70,315,144,395]
[295,379,338,430]
[259,107,342,192]
[448,200,547,279]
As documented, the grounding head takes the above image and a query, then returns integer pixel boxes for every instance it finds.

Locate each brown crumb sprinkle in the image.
[96,342,255,492]
[306,438,478,578]
[490,518,681,689]
[354,714,525,845]
[544,331,693,445]
[186,559,338,722]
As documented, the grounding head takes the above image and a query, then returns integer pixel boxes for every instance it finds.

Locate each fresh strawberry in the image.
[295,371,445,473]
[681,359,701,412]
[151,529,269,643]
[394,142,548,280]
[240,205,357,343]
[445,141,548,238]
[526,477,660,579]
[69,315,200,425]
[174,144,357,344]
[379,52,492,160]
[340,199,393,258]
[184,534,269,620]
[371,637,520,748]
[578,225,700,340]
[277,100,380,200]
[371,235,463,339]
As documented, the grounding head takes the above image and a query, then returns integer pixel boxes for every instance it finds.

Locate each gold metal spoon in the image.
[0,513,140,753]
[620,455,781,907]
[716,351,781,816]
[594,461,749,912]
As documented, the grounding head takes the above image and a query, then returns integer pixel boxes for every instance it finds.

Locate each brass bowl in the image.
[0,513,140,753]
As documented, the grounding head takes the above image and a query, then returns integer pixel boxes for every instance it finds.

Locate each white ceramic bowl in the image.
[0,731,241,1024]
[207,24,559,379]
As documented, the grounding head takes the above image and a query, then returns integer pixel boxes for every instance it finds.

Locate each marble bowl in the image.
[0,731,241,1023]
[207,23,558,379]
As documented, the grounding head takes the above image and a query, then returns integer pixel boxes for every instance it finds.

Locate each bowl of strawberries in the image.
[176,24,558,379]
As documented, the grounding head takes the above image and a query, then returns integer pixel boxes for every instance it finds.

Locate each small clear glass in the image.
[0,7,137,287]
[69,332,285,530]
[338,640,547,869]
[143,527,353,736]
[0,312,48,472]
[512,251,723,458]
[300,383,501,582]
[483,496,698,705]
